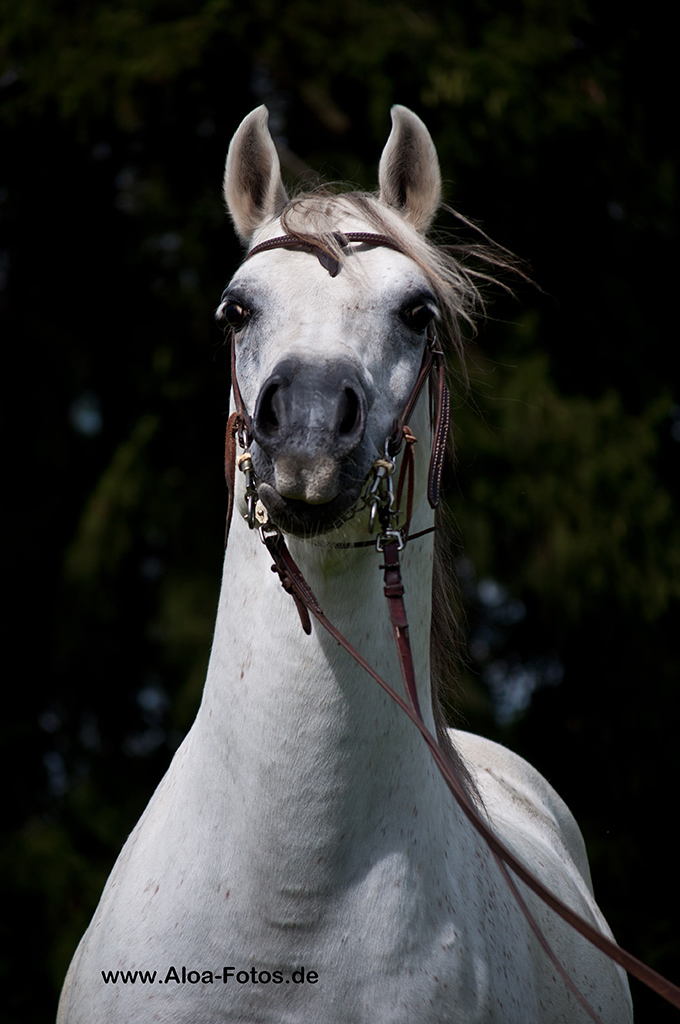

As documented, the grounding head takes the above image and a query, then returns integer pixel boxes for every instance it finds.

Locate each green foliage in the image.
[452,355,679,623]
[1,0,232,124]
[0,0,624,152]
[66,414,160,586]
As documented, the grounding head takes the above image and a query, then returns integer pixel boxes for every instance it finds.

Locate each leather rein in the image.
[221,232,680,1017]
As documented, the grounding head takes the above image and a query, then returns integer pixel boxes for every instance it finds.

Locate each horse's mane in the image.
[277,188,521,800]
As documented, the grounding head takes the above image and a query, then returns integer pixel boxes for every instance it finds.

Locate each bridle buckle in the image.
[375,528,405,553]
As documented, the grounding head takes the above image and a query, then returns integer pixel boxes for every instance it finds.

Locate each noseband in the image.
[220,232,680,1018]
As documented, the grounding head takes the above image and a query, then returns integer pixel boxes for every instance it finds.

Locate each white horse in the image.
[58,105,633,1023]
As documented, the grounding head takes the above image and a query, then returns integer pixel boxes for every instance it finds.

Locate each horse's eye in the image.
[218,299,252,330]
[400,302,436,333]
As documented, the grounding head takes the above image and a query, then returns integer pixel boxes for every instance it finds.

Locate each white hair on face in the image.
[278,189,522,385]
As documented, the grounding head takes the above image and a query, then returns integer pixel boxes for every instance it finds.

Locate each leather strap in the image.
[224,412,240,548]
[230,328,251,439]
[388,344,434,457]
[223,408,680,1015]
[427,347,450,509]
[244,231,408,279]
[386,329,449,511]
[380,538,421,718]
[259,528,680,1017]
[261,529,321,636]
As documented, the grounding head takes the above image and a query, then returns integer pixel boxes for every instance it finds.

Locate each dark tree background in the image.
[1,1,678,1020]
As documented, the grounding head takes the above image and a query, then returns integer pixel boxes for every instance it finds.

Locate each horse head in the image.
[218,105,461,537]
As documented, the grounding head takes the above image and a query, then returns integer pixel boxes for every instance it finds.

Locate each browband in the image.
[244,231,408,278]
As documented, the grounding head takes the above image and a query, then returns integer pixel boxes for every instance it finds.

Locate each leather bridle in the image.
[220,232,680,1018]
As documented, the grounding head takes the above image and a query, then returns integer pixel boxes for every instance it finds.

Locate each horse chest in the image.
[73,797,538,1023]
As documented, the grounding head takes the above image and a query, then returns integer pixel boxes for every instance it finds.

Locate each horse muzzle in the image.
[251,358,369,524]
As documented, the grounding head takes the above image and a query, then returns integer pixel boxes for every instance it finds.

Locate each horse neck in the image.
[195,498,453,864]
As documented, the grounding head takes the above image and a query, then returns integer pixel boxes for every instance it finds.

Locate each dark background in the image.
[2,1,678,1020]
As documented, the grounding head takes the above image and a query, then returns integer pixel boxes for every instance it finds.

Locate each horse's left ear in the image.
[223,105,289,243]
[378,106,442,233]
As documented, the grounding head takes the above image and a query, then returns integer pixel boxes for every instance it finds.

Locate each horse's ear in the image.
[223,106,288,242]
[378,106,441,233]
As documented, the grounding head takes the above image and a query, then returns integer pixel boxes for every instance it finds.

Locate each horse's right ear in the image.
[223,106,288,243]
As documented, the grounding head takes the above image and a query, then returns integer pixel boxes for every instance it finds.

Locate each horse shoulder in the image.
[450,729,634,1020]
[451,729,594,892]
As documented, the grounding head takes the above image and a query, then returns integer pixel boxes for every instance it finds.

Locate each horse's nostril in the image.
[258,382,280,433]
[338,388,361,437]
